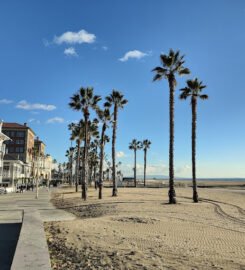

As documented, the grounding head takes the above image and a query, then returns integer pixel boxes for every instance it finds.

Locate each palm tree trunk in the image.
[94,164,97,190]
[192,97,198,203]
[70,152,73,187]
[144,149,146,187]
[112,105,118,196]
[82,111,89,200]
[134,149,137,187]
[99,123,106,199]
[75,140,80,192]
[168,76,176,204]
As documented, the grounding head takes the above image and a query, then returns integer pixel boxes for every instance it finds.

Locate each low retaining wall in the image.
[11,209,51,270]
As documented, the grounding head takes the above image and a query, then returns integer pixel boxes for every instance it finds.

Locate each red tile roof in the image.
[2,122,36,135]
[3,123,28,128]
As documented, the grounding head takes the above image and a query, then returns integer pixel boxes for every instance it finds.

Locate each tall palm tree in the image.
[142,139,151,187]
[65,147,74,186]
[69,87,101,200]
[129,139,142,187]
[105,90,128,197]
[69,121,84,192]
[152,49,190,204]
[179,78,208,203]
[97,108,111,199]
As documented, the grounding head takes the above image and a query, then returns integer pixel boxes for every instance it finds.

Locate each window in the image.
[3,165,9,171]
[16,147,24,153]
[16,131,25,137]
[11,131,15,137]
[3,131,10,136]
[9,147,14,153]
[16,139,24,145]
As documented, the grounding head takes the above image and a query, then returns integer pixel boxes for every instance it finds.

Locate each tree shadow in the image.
[0,223,21,270]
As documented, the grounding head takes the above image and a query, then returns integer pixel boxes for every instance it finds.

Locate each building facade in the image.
[1,122,53,187]
[0,122,10,183]
[2,122,35,163]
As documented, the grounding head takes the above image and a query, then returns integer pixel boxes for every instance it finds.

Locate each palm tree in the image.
[69,87,101,200]
[65,147,74,186]
[69,121,84,192]
[179,78,208,203]
[105,90,128,196]
[97,108,111,199]
[152,49,190,204]
[142,139,151,187]
[129,139,142,187]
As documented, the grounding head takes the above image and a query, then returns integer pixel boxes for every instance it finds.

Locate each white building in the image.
[0,122,10,184]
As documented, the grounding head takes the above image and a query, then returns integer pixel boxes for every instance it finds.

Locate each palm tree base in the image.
[81,186,87,200]
[98,184,102,199]
[169,197,177,204]
[168,189,177,204]
[112,188,118,197]
[193,191,199,203]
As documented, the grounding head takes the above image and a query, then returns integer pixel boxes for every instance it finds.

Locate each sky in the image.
[0,0,245,178]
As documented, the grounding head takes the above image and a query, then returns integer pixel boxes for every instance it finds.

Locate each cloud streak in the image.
[119,50,149,62]
[64,47,78,57]
[54,29,96,45]
[46,117,64,124]
[116,151,125,158]
[0,99,13,104]
[16,100,56,111]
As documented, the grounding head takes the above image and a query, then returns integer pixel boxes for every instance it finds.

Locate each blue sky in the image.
[0,0,245,177]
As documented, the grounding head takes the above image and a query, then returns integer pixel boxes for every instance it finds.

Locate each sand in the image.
[45,184,245,270]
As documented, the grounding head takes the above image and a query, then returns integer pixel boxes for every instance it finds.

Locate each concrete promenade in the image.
[0,188,75,270]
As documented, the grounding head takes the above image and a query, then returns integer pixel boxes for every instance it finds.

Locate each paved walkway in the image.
[0,188,75,270]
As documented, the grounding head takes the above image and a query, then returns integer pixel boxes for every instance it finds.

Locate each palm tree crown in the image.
[142,139,151,151]
[152,49,190,84]
[179,78,208,100]
[129,139,142,151]
[104,90,128,109]
[69,87,101,114]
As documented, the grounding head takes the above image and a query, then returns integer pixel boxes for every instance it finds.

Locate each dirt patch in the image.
[114,216,160,224]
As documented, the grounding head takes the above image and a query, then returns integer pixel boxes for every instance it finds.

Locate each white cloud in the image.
[0,99,13,104]
[119,50,148,62]
[42,38,50,47]
[64,47,78,57]
[46,117,64,124]
[176,165,191,175]
[16,100,56,111]
[116,151,125,158]
[54,29,96,45]
[28,118,41,124]
[121,163,168,176]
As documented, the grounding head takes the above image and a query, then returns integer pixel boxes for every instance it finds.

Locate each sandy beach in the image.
[45,183,245,270]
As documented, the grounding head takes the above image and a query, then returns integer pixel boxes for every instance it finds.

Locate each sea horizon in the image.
[124,175,245,181]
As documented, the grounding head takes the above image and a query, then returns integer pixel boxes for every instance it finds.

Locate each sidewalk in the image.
[0,188,75,270]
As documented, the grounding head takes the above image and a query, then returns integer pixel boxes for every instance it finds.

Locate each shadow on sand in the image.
[0,223,21,270]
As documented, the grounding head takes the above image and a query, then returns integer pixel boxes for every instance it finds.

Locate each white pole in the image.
[35,156,39,199]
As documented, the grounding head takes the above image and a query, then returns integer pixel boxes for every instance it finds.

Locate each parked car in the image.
[0,187,6,194]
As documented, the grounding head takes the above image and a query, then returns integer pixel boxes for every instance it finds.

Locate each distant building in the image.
[34,137,45,156]
[1,122,54,187]
[2,154,32,187]
[2,122,35,163]
[0,122,10,183]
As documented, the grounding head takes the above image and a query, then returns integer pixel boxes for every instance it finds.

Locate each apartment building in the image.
[0,122,10,183]
[2,122,35,163]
